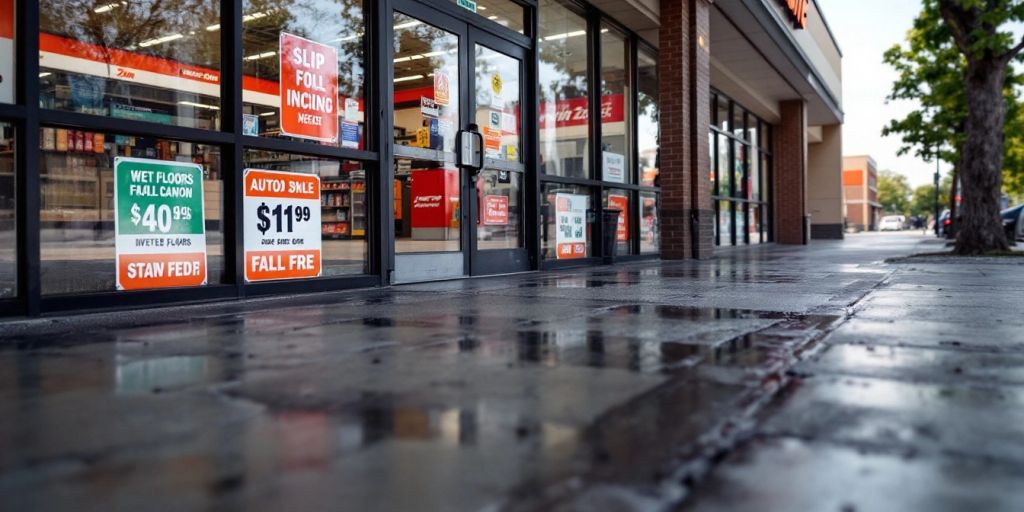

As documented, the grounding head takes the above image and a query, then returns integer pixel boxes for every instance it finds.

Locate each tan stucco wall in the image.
[807,123,843,225]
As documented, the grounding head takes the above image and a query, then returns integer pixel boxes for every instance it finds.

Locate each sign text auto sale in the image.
[280,32,339,142]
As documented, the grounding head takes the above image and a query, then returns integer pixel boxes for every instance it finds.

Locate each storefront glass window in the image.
[717,133,730,196]
[750,151,761,201]
[40,131,224,295]
[638,49,659,187]
[717,199,732,246]
[750,205,763,245]
[736,203,747,244]
[603,189,632,255]
[716,96,729,132]
[243,150,367,276]
[0,1,13,104]
[0,123,13,297]
[600,24,631,184]
[241,0,364,148]
[708,135,716,195]
[448,0,525,34]
[732,106,745,140]
[711,91,772,246]
[733,141,746,199]
[475,44,522,163]
[39,1,221,130]
[541,182,593,260]
[392,12,460,153]
[392,12,462,255]
[539,0,589,179]
[639,191,659,254]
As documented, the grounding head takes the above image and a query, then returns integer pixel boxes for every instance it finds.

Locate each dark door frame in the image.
[386,0,535,282]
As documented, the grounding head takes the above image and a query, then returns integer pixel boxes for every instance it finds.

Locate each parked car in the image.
[878,215,905,231]
[937,209,955,238]
[1002,204,1024,242]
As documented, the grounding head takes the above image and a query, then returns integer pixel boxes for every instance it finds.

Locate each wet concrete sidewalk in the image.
[682,237,1024,512]
[2,233,1010,511]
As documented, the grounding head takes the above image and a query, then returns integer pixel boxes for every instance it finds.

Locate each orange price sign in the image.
[279,32,338,143]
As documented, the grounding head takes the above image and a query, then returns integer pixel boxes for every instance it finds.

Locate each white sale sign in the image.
[243,169,322,282]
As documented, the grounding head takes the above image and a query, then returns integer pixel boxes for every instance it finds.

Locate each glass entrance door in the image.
[468,34,529,276]
[391,5,528,283]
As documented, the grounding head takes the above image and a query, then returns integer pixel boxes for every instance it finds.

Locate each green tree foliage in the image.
[877,170,912,216]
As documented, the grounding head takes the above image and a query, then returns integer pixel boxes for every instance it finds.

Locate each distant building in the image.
[842,156,881,231]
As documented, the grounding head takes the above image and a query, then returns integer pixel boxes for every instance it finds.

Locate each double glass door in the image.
[391,4,529,282]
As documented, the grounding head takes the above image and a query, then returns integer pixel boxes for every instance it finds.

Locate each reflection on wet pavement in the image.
[0,234,933,511]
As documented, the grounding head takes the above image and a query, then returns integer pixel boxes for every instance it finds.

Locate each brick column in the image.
[774,100,808,245]
[659,0,713,260]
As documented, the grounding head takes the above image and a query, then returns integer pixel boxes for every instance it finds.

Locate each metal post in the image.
[933,147,940,236]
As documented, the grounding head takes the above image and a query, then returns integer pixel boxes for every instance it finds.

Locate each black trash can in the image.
[602,209,621,264]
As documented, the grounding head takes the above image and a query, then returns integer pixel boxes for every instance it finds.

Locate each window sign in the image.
[555,193,588,259]
[243,169,322,282]
[279,32,339,143]
[603,151,625,183]
[114,157,207,291]
[242,114,260,137]
[457,0,478,13]
[483,195,509,225]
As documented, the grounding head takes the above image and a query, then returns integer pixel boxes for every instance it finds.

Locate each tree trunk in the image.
[955,58,1010,254]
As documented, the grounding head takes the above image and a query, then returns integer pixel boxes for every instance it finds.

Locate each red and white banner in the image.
[540,94,625,129]
[279,33,338,142]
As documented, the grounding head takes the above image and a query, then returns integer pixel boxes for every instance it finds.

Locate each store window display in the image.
[242,0,365,148]
[39,130,224,295]
[391,12,462,254]
[638,50,659,187]
[39,0,221,129]
[244,150,368,276]
[600,25,632,185]
[538,0,589,179]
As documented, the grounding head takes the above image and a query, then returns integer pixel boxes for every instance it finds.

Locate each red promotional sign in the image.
[0,0,13,39]
[607,194,629,242]
[539,94,625,129]
[410,169,460,229]
[483,195,509,225]
[279,33,338,143]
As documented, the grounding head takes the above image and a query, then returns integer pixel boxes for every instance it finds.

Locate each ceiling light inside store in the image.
[394,74,424,83]
[332,33,363,42]
[206,10,274,32]
[394,50,451,63]
[244,51,277,61]
[259,111,275,116]
[39,72,52,78]
[488,16,498,20]
[393,20,421,29]
[542,30,586,42]
[139,33,184,47]
[178,101,220,110]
